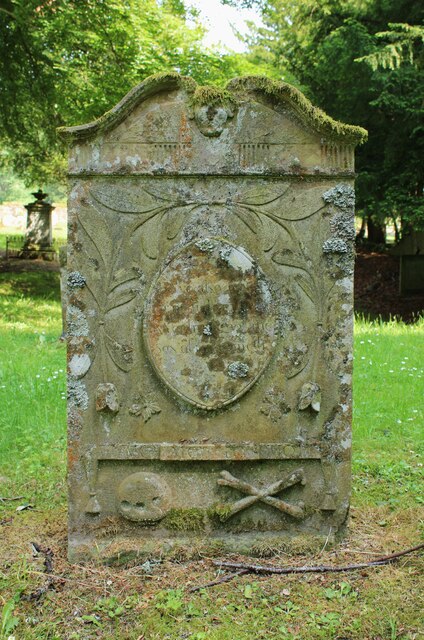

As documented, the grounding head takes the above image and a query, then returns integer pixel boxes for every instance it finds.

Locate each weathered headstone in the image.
[61,74,366,560]
[391,231,424,294]
[23,189,54,256]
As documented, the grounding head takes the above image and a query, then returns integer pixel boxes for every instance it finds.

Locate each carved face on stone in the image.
[194,105,233,137]
[117,472,171,523]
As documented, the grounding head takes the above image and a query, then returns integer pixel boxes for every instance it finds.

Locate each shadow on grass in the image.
[0,271,60,301]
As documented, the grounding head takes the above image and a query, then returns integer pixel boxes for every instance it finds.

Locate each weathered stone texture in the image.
[62,73,366,560]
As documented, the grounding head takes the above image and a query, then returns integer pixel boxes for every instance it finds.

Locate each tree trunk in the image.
[367,216,386,245]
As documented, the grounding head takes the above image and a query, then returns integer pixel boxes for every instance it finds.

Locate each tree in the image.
[233,0,424,241]
[0,0,256,184]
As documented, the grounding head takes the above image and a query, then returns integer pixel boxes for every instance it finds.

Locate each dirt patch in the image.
[354,249,424,323]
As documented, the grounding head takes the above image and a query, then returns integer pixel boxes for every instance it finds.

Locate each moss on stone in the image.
[226,76,368,144]
[207,503,233,525]
[190,86,237,108]
[164,508,206,532]
[58,73,196,140]
[59,72,367,145]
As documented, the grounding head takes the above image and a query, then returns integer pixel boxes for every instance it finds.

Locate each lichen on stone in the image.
[323,184,355,212]
[67,271,86,289]
[260,388,291,422]
[68,378,89,410]
[322,238,348,254]
[195,238,215,252]
[330,212,355,242]
[66,305,89,337]
[227,361,250,379]
[203,324,212,336]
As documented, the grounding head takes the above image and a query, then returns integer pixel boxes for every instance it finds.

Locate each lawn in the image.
[0,271,423,640]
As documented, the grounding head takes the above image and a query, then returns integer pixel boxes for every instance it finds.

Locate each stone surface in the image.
[62,73,365,560]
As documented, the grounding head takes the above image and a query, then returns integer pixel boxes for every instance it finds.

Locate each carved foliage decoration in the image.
[77,180,353,384]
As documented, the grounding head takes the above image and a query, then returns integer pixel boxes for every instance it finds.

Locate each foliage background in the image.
[0,0,422,237]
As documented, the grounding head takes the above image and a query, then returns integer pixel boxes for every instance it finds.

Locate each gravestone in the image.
[61,74,366,560]
[23,189,54,256]
[391,231,424,294]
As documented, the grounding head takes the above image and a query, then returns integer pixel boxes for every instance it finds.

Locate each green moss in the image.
[60,72,367,145]
[207,503,233,525]
[190,86,237,108]
[226,76,368,144]
[58,72,368,144]
[59,72,196,139]
[164,508,206,532]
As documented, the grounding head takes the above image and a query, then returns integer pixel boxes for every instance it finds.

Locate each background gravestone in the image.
[61,73,366,560]
[23,189,54,256]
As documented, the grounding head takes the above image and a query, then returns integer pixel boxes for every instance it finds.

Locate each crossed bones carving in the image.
[217,468,306,519]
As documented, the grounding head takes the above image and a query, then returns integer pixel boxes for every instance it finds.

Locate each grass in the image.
[0,228,67,251]
[0,271,423,640]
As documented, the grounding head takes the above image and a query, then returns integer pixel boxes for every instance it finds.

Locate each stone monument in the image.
[22,189,54,257]
[61,74,367,561]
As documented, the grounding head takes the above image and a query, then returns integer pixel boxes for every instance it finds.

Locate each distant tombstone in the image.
[23,189,54,257]
[61,74,366,561]
[391,231,424,294]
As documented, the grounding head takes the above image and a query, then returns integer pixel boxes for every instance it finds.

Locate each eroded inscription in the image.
[144,238,278,410]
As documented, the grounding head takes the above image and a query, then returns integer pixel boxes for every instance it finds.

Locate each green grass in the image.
[0,271,423,640]
[0,271,66,510]
[352,315,424,510]
[0,228,67,251]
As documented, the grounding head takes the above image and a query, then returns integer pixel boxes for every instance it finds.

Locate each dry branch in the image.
[189,542,424,591]
[189,569,249,592]
[212,543,424,577]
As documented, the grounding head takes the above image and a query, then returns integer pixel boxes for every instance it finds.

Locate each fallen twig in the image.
[0,495,24,502]
[189,569,249,592]
[190,542,424,591]
[212,542,424,577]
[21,543,58,602]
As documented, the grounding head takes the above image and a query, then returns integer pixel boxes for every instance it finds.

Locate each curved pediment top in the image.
[226,76,367,145]
[59,72,367,145]
[58,72,197,141]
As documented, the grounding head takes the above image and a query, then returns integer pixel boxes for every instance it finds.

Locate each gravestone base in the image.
[67,453,349,562]
[69,531,337,564]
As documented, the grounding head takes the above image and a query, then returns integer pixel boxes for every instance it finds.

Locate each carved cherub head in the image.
[189,86,237,137]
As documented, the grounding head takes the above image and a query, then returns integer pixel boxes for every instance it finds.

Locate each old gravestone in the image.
[61,74,366,560]
[23,189,54,255]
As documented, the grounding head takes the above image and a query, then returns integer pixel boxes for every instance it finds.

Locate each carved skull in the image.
[117,472,171,523]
